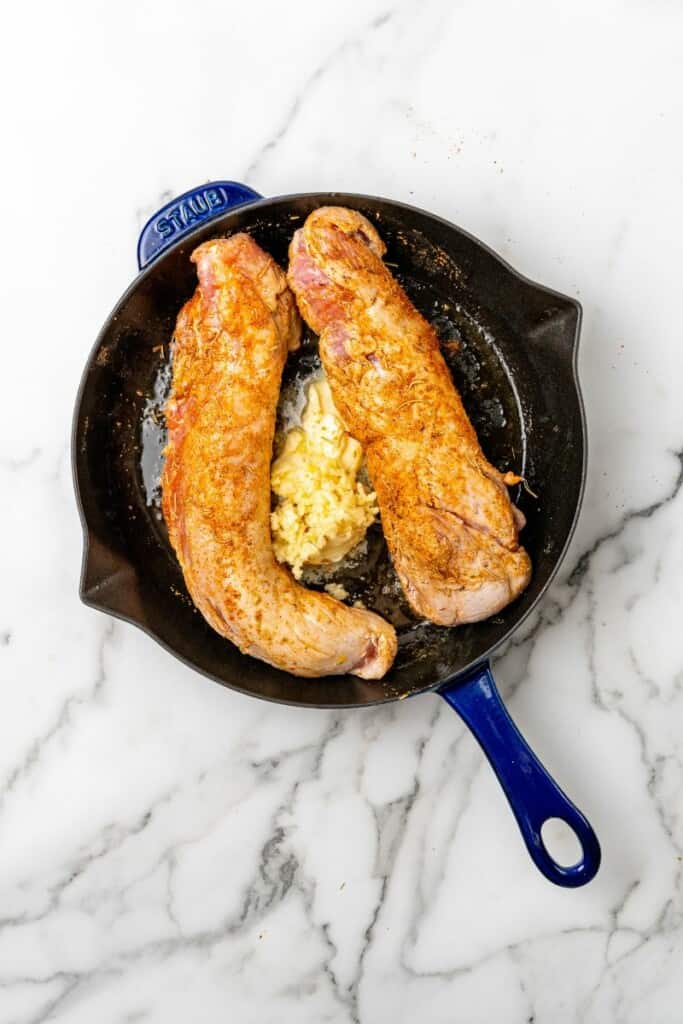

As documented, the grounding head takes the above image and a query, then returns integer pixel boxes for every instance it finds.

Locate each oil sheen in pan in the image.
[139,274,527,665]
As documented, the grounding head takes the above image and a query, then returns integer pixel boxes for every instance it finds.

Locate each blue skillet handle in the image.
[137,181,262,270]
[439,662,601,887]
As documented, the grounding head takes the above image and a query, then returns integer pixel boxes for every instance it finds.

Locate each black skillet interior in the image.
[74,194,584,707]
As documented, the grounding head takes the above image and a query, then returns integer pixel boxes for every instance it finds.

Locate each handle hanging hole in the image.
[541,817,583,867]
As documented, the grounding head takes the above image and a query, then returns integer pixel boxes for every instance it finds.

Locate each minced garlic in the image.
[270,376,377,578]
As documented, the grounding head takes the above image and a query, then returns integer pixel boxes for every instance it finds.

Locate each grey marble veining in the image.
[2,0,683,1021]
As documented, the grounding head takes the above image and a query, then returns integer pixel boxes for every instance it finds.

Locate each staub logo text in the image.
[155,188,226,239]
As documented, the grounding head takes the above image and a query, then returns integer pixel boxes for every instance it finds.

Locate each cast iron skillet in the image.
[73,182,601,887]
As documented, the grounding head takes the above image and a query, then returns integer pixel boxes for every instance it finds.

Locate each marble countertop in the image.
[4,1,683,1021]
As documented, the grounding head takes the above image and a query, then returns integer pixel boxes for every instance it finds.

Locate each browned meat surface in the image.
[162,234,397,678]
[288,208,532,625]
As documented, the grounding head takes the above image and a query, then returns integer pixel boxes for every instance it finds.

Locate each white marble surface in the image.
[3,0,683,1021]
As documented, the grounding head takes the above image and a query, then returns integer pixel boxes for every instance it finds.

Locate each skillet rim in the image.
[72,191,587,709]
